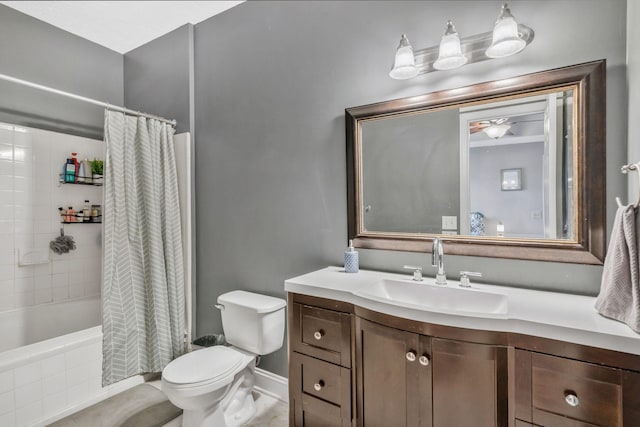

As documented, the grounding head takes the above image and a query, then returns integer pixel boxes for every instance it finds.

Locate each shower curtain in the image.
[102,110,186,386]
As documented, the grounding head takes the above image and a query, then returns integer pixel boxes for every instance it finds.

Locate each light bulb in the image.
[390,34,419,80]
[482,124,511,139]
[433,21,467,71]
[485,3,526,58]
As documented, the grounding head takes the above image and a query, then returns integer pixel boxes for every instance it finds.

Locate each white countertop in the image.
[284,266,640,356]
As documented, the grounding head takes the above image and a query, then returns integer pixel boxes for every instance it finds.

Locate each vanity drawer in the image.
[296,393,351,427]
[290,352,352,427]
[292,352,351,407]
[531,353,622,427]
[292,303,352,367]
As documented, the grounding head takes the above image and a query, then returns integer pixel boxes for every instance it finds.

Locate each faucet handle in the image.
[459,271,482,288]
[403,265,423,281]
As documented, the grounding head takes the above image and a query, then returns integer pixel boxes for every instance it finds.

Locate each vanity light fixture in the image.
[485,3,526,58]
[389,34,419,79]
[482,123,511,139]
[389,3,533,80]
[433,21,467,71]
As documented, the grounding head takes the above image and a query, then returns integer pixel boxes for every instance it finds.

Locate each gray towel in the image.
[595,204,640,333]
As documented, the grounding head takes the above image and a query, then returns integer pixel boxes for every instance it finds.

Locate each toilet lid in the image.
[162,346,245,385]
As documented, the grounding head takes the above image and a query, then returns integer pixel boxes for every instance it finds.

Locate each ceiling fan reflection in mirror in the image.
[469,116,543,139]
[470,117,512,138]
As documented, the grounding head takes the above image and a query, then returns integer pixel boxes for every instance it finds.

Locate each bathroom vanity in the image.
[286,267,640,427]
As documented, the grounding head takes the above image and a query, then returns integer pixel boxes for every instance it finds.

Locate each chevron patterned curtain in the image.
[102,110,186,386]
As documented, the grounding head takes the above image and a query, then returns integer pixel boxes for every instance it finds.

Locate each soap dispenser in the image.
[344,239,359,273]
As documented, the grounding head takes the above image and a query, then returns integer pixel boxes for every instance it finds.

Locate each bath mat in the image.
[47,383,181,427]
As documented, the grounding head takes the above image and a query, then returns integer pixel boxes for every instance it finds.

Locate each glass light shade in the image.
[390,34,419,80]
[433,21,467,71]
[482,124,511,139]
[485,3,526,58]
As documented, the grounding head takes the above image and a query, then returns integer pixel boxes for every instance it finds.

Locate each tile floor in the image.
[163,390,288,427]
[244,391,288,427]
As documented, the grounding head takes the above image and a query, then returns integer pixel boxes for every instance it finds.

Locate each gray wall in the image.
[193,0,627,377]
[629,0,640,202]
[470,143,544,238]
[362,109,460,233]
[0,4,123,139]
[124,24,195,135]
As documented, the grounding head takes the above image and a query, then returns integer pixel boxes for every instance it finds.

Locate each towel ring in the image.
[616,162,640,208]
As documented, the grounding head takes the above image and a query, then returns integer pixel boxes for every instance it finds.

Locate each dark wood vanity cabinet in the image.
[356,317,431,427]
[289,295,355,427]
[514,349,640,427]
[356,317,509,427]
[288,293,640,427]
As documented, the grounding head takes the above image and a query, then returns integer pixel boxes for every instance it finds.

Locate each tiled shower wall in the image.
[0,122,103,315]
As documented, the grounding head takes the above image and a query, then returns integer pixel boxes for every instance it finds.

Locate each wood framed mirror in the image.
[346,60,605,265]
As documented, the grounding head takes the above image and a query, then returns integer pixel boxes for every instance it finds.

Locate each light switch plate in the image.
[442,216,457,230]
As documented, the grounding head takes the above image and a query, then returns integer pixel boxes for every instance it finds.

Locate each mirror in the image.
[346,61,605,264]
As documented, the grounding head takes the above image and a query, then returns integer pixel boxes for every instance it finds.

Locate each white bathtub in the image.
[0,296,102,354]
[0,298,142,427]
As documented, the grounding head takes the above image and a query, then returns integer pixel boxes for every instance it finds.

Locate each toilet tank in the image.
[217,291,286,355]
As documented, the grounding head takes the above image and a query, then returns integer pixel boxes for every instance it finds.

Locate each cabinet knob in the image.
[313,380,325,391]
[564,391,580,407]
[313,330,324,340]
[419,355,430,366]
[406,351,417,362]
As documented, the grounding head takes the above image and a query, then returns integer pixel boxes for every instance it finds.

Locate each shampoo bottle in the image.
[344,239,359,273]
[65,158,75,183]
[77,161,85,183]
[82,158,92,183]
[71,153,79,182]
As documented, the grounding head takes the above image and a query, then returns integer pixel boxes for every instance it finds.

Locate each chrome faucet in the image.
[432,237,447,285]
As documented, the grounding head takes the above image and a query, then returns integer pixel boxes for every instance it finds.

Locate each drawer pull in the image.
[406,351,417,362]
[313,330,324,340]
[564,391,580,407]
[419,355,430,366]
[313,380,325,391]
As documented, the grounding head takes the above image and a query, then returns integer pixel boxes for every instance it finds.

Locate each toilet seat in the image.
[162,346,248,391]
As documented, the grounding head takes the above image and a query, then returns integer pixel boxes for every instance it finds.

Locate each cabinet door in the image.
[356,318,432,427]
[431,338,509,427]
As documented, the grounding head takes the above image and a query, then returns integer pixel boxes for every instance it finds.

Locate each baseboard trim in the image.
[254,367,288,403]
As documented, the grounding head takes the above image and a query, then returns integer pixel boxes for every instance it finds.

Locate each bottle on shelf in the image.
[82,158,92,184]
[65,158,76,183]
[91,204,101,222]
[83,200,91,222]
[67,206,76,222]
[71,153,80,183]
[77,161,85,183]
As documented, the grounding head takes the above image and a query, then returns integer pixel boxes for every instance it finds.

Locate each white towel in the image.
[595,204,640,333]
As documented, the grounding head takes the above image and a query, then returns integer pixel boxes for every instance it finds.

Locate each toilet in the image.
[161,290,286,427]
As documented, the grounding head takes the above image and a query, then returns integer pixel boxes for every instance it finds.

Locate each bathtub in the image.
[0,298,143,427]
[0,296,101,354]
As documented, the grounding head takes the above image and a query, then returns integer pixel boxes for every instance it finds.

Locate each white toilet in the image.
[161,290,286,427]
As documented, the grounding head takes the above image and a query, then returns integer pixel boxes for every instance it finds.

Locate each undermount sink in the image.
[353,278,509,318]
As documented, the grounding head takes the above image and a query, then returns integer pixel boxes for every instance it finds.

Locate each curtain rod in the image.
[0,72,177,127]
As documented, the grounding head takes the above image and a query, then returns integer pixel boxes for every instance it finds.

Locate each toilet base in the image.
[224,391,256,427]
[179,359,258,427]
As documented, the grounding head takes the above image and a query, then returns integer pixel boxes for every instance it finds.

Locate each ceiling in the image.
[0,1,244,54]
